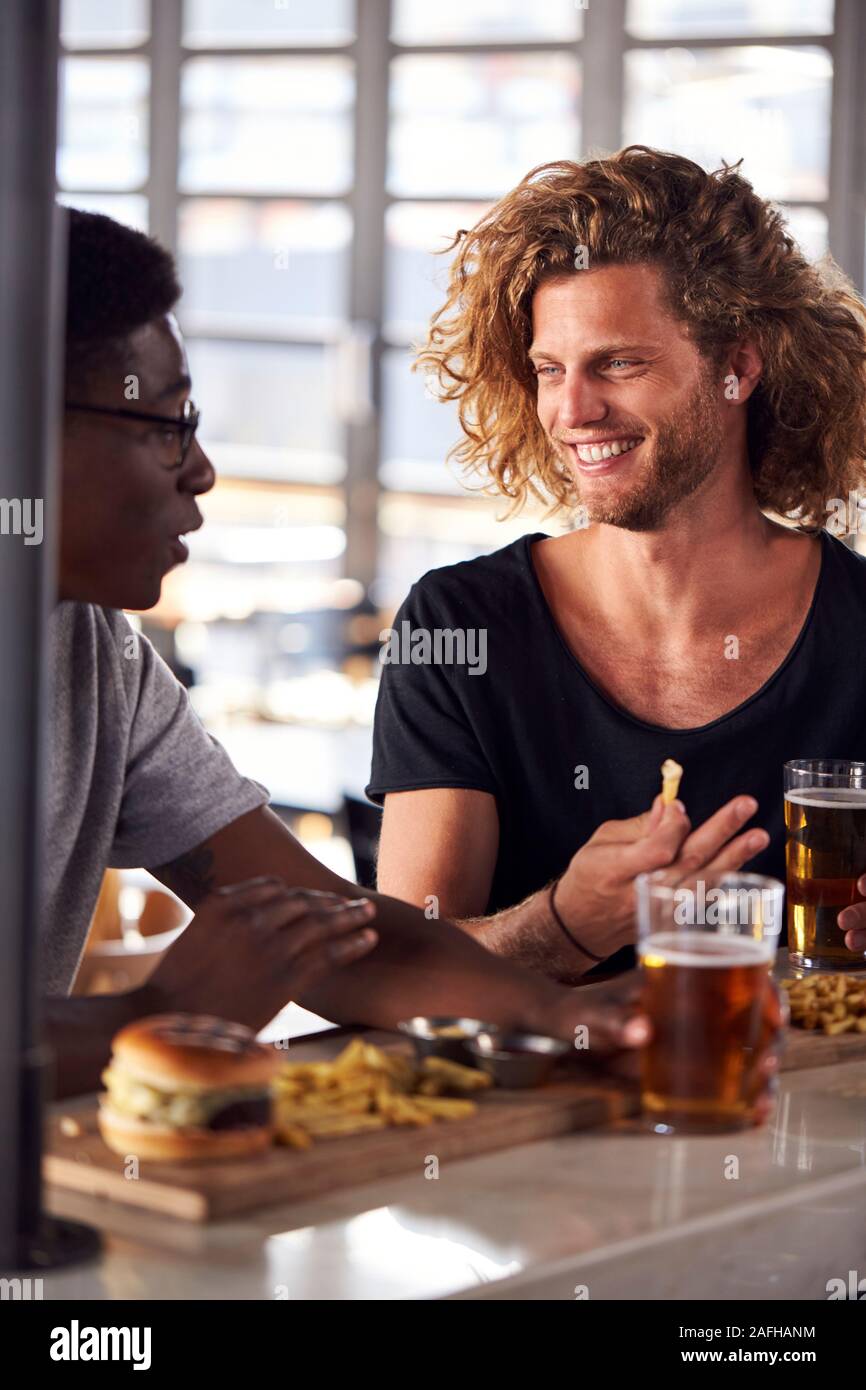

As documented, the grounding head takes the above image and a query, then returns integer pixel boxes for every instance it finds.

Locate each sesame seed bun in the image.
[109,1013,282,1092]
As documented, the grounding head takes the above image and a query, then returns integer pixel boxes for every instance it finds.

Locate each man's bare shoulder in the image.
[530,527,594,585]
[762,519,822,584]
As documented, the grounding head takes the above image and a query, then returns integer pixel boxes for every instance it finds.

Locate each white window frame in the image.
[58,0,866,590]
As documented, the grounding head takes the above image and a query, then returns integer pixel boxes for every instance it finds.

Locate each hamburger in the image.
[98,1013,282,1161]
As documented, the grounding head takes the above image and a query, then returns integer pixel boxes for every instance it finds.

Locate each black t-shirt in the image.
[367,529,866,976]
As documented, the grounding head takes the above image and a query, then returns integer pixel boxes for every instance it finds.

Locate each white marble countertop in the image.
[40,1052,866,1301]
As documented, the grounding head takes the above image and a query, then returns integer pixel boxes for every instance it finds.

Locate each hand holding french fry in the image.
[548,766,770,974]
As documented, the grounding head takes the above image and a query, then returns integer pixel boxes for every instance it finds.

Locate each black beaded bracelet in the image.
[549,877,607,964]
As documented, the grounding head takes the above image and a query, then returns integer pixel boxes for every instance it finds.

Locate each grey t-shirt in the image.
[43,602,270,996]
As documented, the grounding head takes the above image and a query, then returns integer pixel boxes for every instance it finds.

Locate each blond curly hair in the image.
[415,145,866,524]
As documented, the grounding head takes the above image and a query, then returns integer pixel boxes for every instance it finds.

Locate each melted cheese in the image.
[101,1063,268,1128]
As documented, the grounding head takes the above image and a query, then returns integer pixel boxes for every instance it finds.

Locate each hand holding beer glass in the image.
[784,760,866,970]
[636,869,784,1134]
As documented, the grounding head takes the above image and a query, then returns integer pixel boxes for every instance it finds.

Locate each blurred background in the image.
[56,0,865,976]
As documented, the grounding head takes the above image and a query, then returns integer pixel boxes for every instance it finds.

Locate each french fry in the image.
[275,1124,313,1150]
[298,1112,389,1137]
[825,1017,856,1036]
[416,1075,447,1096]
[420,1056,493,1091]
[411,1096,477,1119]
[660,758,683,805]
[376,1090,432,1126]
[276,1094,372,1122]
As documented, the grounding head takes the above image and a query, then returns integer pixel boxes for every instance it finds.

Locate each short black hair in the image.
[64,208,181,397]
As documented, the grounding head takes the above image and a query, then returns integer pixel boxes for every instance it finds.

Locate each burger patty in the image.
[207,1096,272,1130]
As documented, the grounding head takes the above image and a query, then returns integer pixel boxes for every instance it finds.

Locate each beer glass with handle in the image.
[784,760,866,971]
[635,870,784,1134]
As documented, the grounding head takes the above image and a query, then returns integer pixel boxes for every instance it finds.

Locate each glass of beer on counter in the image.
[635,871,784,1134]
[784,759,866,971]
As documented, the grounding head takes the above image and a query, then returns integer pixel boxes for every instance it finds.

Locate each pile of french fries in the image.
[272,1038,492,1149]
[782,973,866,1035]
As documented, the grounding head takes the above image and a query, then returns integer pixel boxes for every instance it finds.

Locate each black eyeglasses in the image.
[64,399,201,469]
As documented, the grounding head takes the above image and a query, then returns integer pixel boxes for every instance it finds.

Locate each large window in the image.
[57,0,865,820]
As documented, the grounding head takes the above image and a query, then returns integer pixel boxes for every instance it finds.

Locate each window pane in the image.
[185,339,345,484]
[385,201,491,334]
[624,47,831,201]
[626,0,833,39]
[780,205,828,263]
[58,57,148,190]
[56,190,149,232]
[380,347,468,495]
[375,494,549,611]
[158,484,348,618]
[180,57,354,194]
[61,0,148,48]
[178,200,351,329]
[184,498,346,570]
[391,0,582,44]
[184,0,354,47]
[389,54,580,197]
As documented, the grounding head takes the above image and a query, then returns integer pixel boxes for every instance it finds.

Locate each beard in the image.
[559,361,726,532]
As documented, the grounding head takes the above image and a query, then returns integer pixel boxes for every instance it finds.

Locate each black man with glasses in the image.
[48,209,676,1098]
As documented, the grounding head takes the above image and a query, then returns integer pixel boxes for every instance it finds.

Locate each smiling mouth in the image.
[564,436,645,473]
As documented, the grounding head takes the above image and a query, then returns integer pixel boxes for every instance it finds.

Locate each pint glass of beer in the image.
[784,760,866,970]
[635,871,784,1134]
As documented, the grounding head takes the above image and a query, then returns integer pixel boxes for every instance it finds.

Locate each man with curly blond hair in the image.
[368,146,866,984]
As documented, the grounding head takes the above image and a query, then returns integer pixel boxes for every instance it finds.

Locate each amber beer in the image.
[635,870,783,1134]
[639,931,773,1132]
[784,777,866,971]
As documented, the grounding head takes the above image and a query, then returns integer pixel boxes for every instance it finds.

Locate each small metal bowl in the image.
[396,1016,502,1066]
[466,1031,570,1088]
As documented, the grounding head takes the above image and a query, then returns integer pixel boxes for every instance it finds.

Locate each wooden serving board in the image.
[43,1031,636,1223]
[781,1025,866,1071]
